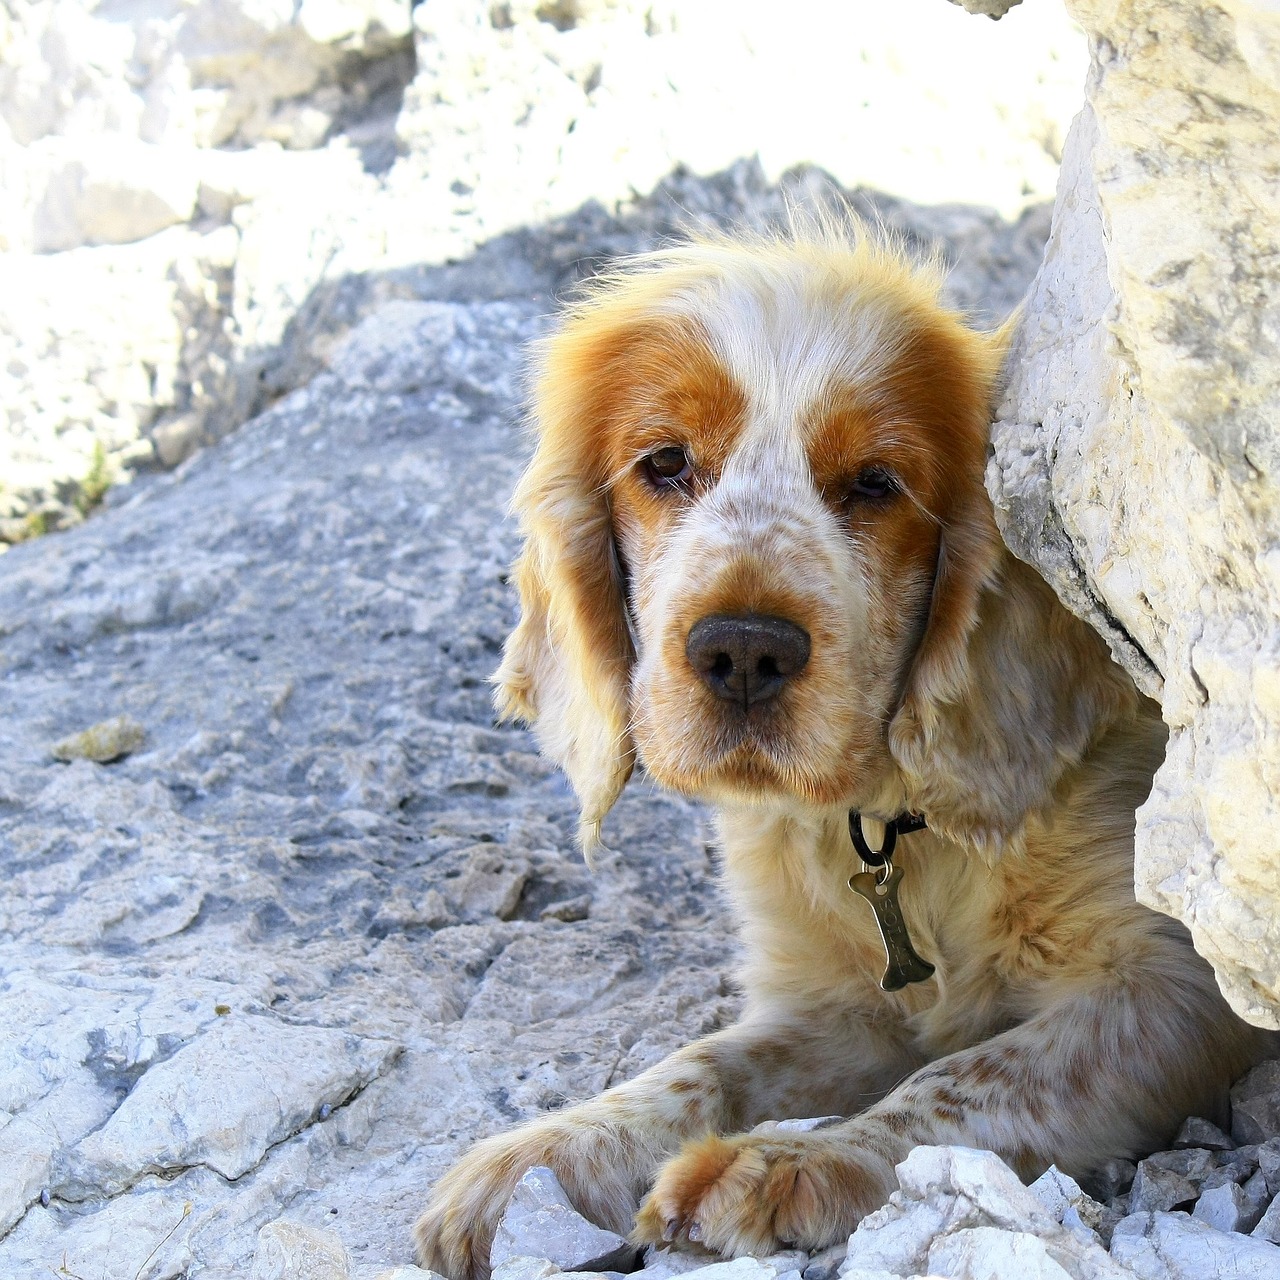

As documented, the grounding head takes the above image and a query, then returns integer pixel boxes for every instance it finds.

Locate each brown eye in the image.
[847,466,899,502]
[643,446,693,491]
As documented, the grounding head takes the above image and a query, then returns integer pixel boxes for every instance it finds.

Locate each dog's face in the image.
[496,234,1009,846]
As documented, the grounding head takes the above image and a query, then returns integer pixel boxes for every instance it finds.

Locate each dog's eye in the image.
[848,467,899,502]
[643,446,693,491]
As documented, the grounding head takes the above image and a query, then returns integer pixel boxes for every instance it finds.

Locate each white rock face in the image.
[0,0,1083,540]
[987,0,1280,1028]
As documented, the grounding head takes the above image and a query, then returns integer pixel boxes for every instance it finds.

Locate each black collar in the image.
[848,810,928,867]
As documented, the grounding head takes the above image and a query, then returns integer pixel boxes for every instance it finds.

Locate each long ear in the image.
[493,314,640,856]
[887,320,1136,855]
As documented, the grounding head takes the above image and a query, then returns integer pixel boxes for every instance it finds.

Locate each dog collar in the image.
[847,810,935,992]
[848,810,927,867]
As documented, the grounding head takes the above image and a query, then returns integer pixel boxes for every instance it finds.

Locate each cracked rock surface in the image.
[987,0,1280,1027]
[0,171,1051,1274]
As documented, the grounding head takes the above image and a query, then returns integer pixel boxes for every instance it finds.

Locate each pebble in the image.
[491,1168,636,1276]
[50,714,146,763]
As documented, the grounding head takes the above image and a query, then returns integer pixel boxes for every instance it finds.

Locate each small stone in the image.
[50,715,146,764]
[372,1270,450,1280]
[491,1168,635,1275]
[637,1246,718,1280]
[491,1258,562,1280]
[1128,1161,1198,1214]
[39,1189,49,1208]
[1029,1166,1087,1221]
[663,1261,778,1280]
[773,1117,844,1134]
[1173,1116,1235,1151]
[799,1243,847,1280]
[539,895,592,923]
[250,1220,350,1280]
[1251,1195,1280,1244]
[1145,1148,1219,1183]
[1193,1181,1256,1233]
[1079,1157,1137,1202]
[1231,1059,1280,1146]
[1258,1139,1280,1196]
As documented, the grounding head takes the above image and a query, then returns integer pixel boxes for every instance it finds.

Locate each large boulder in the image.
[988,0,1280,1027]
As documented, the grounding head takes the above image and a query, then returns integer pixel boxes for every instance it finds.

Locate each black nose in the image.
[685,613,811,709]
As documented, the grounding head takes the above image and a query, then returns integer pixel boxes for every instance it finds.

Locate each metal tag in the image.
[849,864,936,992]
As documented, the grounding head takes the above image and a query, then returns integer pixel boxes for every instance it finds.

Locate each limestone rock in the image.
[1174,1118,1235,1152]
[0,0,1083,540]
[842,1146,1128,1280]
[987,0,1280,1027]
[1110,1210,1280,1280]
[0,291,739,1274]
[1192,1181,1265,1236]
[252,1219,352,1280]
[50,714,146,763]
[1233,1061,1280,1145]
[1128,1164,1199,1216]
[491,1167,636,1274]
[56,1016,400,1198]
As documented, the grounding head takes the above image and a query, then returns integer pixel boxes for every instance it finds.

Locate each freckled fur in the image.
[415,225,1278,1280]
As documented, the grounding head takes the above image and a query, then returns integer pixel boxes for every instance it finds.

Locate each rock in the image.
[1259,1141,1280,1196]
[492,1259,566,1280]
[251,1219,351,1280]
[842,1146,1126,1280]
[665,1261,780,1280]
[491,1167,636,1275]
[1192,1181,1264,1236]
[1128,1164,1199,1216]
[988,0,1280,1028]
[0,0,1084,540]
[1144,1149,1220,1184]
[1110,1211,1280,1280]
[634,1247,722,1280]
[56,1017,400,1198]
[947,0,1023,15]
[1251,1196,1280,1246]
[368,1269,448,1280]
[800,1244,848,1280]
[776,1117,845,1134]
[539,894,592,923]
[1233,1061,1280,1144]
[1080,1159,1138,1204]
[1174,1117,1236,1152]
[928,1226,1075,1279]
[50,714,146,763]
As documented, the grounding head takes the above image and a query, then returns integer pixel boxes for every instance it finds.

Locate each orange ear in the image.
[886,319,1136,855]
[493,311,642,856]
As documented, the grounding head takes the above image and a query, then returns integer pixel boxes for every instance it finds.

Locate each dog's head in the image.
[495,227,1110,854]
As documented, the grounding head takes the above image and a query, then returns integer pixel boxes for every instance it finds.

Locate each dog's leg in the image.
[415,1010,916,1280]
[637,960,1263,1257]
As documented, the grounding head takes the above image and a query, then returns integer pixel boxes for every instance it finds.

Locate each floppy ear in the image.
[887,319,1138,856]
[493,313,640,856]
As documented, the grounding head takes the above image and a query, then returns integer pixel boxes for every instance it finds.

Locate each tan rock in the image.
[51,715,146,764]
[251,1220,351,1280]
[989,0,1280,1025]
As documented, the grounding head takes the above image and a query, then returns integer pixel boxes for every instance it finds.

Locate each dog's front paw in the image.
[415,1120,640,1280]
[633,1131,894,1258]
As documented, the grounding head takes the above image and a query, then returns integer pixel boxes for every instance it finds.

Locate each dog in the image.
[414,224,1274,1280]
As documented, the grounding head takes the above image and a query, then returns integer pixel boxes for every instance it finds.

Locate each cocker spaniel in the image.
[415,225,1273,1279]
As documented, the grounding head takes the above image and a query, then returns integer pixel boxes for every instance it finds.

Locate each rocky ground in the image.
[2,165,1279,1278]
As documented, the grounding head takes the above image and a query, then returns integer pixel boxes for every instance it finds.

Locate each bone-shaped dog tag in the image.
[849,865,936,992]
